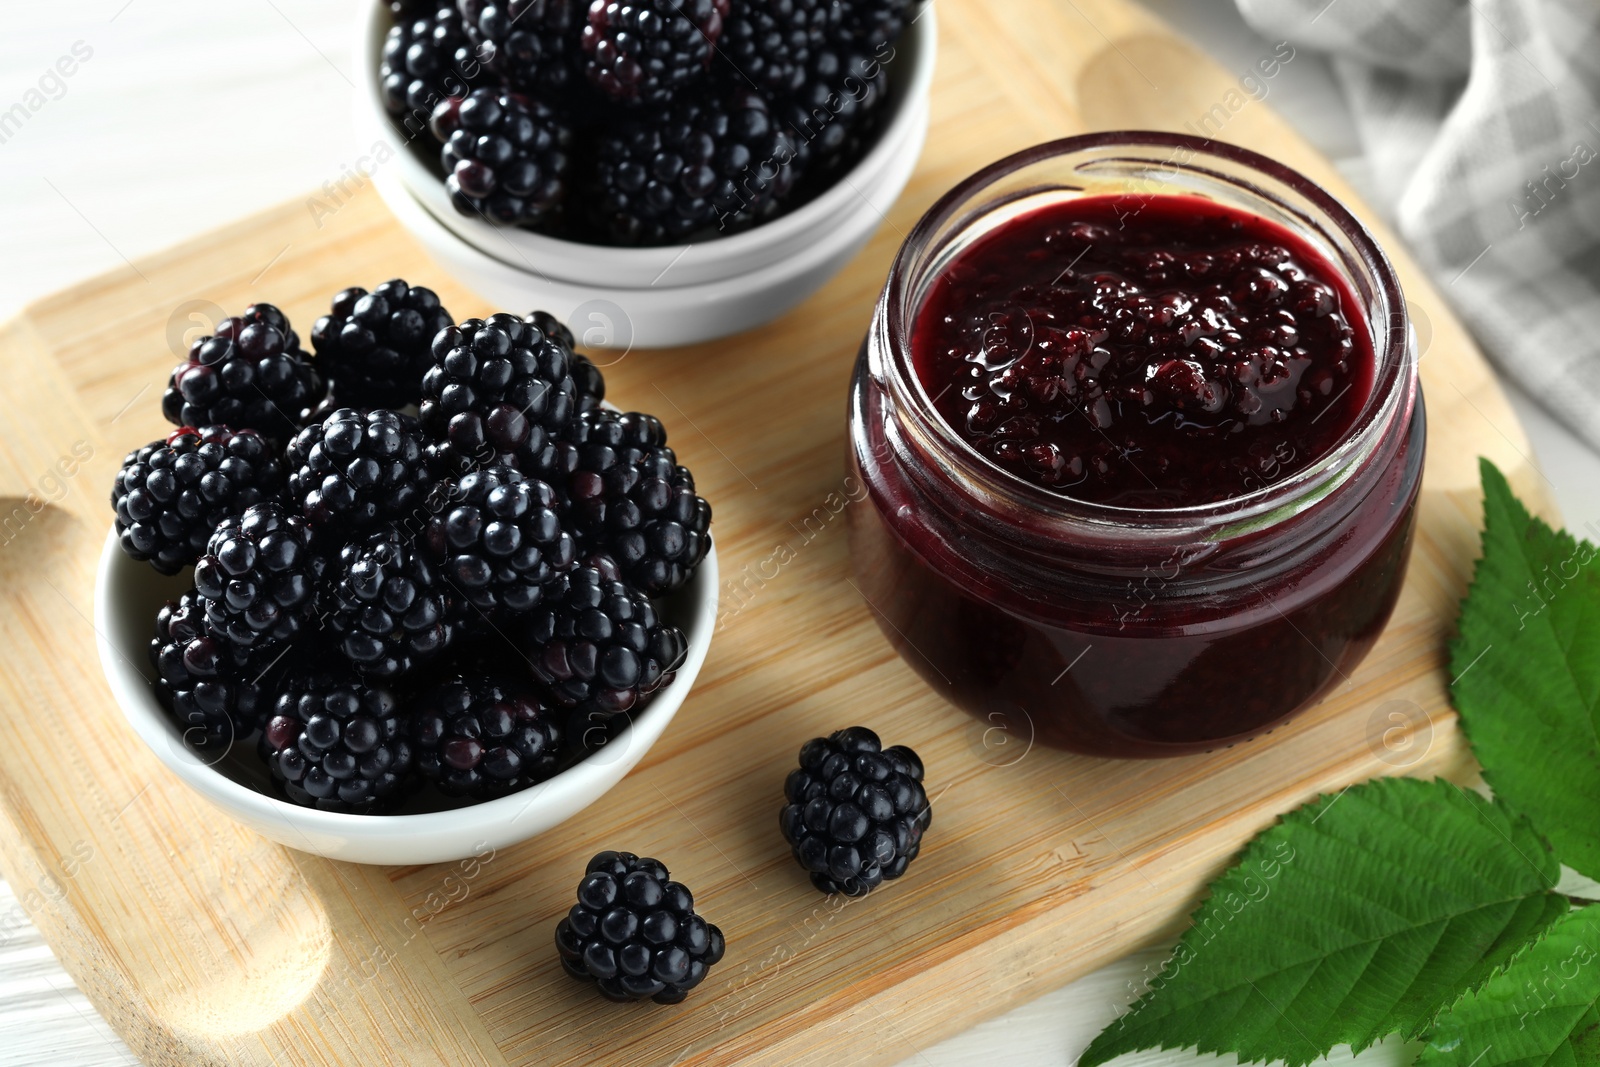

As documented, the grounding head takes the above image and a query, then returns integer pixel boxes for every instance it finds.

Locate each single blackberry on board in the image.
[519,554,688,716]
[431,88,574,227]
[320,523,456,678]
[719,0,840,94]
[564,409,710,595]
[259,663,417,812]
[420,313,578,477]
[460,0,580,97]
[194,503,323,649]
[162,304,326,444]
[311,280,454,409]
[526,310,606,414]
[381,4,487,119]
[112,426,284,575]
[424,464,576,615]
[410,674,563,797]
[779,726,930,896]
[149,589,281,746]
[592,85,800,245]
[581,0,728,106]
[555,850,726,1003]
[782,44,889,183]
[286,408,433,535]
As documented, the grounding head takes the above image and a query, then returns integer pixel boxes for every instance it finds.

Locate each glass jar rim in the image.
[878,130,1415,538]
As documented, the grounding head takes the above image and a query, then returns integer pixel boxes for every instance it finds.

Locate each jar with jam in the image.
[848,133,1424,758]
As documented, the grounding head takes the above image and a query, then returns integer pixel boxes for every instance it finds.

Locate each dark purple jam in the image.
[912,194,1374,507]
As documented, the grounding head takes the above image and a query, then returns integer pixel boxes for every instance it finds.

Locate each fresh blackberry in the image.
[520,554,688,716]
[162,304,326,445]
[431,88,574,227]
[286,408,433,534]
[461,0,580,97]
[425,464,576,616]
[526,310,606,414]
[311,280,454,409]
[320,523,456,678]
[564,410,710,595]
[581,0,728,106]
[381,4,487,120]
[782,44,888,183]
[420,313,578,477]
[779,727,930,896]
[259,663,417,812]
[592,85,800,245]
[720,0,840,94]
[555,850,725,1003]
[194,503,324,649]
[835,0,912,50]
[112,426,284,575]
[410,674,563,797]
[149,589,280,747]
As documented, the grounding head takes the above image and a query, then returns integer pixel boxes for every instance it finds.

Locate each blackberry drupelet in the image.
[381,3,487,119]
[420,312,578,477]
[112,426,284,575]
[555,850,725,1003]
[520,554,688,716]
[720,0,840,94]
[592,85,799,245]
[782,45,889,184]
[431,88,574,227]
[149,589,279,747]
[581,0,727,106]
[259,663,417,812]
[526,310,606,414]
[194,503,323,649]
[424,464,576,615]
[835,0,912,50]
[461,0,580,97]
[162,304,326,444]
[779,726,931,896]
[564,409,710,595]
[321,523,456,678]
[311,280,454,409]
[410,674,563,797]
[286,408,433,534]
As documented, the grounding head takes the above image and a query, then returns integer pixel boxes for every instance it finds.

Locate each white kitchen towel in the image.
[1235,0,1600,453]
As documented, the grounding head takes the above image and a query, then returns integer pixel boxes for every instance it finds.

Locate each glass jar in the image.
[847,132,1424,758]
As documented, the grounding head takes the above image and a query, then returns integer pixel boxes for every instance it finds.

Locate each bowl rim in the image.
[95,526,719,838]
[357,0,939,278]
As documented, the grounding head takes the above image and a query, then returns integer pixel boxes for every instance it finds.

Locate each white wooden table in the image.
[2,2,1596,1064]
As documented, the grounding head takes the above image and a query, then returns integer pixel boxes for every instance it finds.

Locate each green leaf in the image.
[1451,459,1600,881]
[1420,905,1600,1067]
[1079,777,1564,1067]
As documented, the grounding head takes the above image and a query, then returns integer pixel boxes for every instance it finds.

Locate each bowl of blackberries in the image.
[357,0,937,347]
[94,283,717,865]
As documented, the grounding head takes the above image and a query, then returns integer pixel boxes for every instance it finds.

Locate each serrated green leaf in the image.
[1420,905,1600,1067]
[1079,777,1564,1067]
[1451,459,1600,881]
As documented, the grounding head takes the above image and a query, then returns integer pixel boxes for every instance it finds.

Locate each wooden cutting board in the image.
[0,1,1554,1064]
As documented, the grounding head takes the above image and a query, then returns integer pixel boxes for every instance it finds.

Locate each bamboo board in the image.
[0,0,1555,1063]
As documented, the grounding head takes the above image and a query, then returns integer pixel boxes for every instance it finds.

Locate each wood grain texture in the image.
[0,0,1555,1063]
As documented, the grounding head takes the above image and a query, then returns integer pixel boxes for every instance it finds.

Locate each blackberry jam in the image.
[848,134,1424,758]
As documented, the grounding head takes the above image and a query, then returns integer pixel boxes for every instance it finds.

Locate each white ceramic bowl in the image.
[94,529,717,865]
[354,3,937,347]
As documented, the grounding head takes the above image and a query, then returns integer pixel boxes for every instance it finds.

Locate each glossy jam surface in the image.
[912,195,1374,506]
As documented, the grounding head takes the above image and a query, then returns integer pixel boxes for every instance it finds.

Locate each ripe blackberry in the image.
[425,464,576,615]
[555,850,725,1003]
[286,408,433,534]
[420,313,578,477]
[149,589,280,746]
[381,4,487,120]
[194,503,323,649]
[835,0,913,50]
[526,310,606,414]
[311,280,454,409]
[410,674,563,797]
[321,523,456,678]
[520,554,688,716]
[112,426,284,575]
[581,0,728,106]
[782,45,889,183]
[565,410,710,595]
[593,85,800,245]
[720,0,840,94]
[259,663,417,812]
[431,88,574,227]
[162,304,326,444]
[779,727,931,896]
[461,0,580,97]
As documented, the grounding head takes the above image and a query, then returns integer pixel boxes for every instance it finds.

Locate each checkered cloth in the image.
[1236,0,1600,452]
